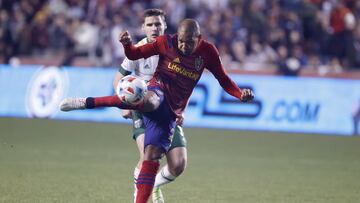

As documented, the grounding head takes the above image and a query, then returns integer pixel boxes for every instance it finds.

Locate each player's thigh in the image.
[132,110,145,140]
[135,133,145,158]
[169,125,187,151]
[143,96,176,153]
[167,125,187,167]
[131,110,146,159]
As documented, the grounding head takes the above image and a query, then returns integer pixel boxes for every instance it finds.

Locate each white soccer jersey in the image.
[120,38,159,82]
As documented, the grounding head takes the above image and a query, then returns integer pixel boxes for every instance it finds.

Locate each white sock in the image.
[154,165,176,188]
[133,167,140,203]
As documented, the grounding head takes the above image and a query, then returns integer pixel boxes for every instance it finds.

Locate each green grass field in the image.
[1,118,360,203]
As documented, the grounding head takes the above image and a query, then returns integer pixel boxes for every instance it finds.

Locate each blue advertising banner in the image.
[187,74,360,136]
[1,65,360,136]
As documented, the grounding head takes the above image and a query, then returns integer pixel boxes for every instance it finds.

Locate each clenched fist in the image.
[240,89,254,102]
[119,31,132,45]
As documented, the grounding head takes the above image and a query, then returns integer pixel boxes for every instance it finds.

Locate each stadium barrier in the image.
[1,64,359,136]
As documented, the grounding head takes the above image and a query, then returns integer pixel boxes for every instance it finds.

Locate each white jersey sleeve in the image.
[120,57,139,73]
[118,38,159,82]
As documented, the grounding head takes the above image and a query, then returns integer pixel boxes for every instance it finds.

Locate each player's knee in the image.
[169,165,185,177]
[144,153,163,161]
[144,145,164,161]
[169,158,187,176]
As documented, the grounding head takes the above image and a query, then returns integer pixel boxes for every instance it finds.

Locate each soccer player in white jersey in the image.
[114,9,187,203]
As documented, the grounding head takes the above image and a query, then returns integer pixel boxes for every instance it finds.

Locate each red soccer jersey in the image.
[124,34,242,116]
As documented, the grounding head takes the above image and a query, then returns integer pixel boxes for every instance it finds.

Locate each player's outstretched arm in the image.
[206,44,254,102]
[119,31,161,60]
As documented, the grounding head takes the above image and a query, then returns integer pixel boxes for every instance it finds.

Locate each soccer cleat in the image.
[152,187,164,203]
[59,98,86,111]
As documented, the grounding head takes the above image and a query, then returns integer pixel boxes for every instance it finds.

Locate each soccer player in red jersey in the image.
[61,19,254,203]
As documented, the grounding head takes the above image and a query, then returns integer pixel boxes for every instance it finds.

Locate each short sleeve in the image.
[119,57,139,75]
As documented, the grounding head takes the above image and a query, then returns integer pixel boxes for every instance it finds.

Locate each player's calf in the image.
[136,160,160,203]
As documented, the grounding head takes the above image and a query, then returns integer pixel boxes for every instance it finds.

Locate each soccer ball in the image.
[116,75,147,104]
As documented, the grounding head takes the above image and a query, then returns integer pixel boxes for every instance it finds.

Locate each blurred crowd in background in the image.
[1,0,360,76]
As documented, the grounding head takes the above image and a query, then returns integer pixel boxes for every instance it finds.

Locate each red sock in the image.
[136,160,160,203]
[85,95,144,110]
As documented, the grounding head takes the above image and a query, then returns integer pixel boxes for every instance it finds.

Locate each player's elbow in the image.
[169,159,187,177]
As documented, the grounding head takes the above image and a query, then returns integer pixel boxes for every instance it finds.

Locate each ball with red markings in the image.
[116,75,147,105]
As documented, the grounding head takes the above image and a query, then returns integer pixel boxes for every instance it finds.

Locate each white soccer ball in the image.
[116,75,147,104]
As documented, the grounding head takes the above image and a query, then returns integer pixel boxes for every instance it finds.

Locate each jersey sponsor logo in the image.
[167,62,200,81]
[26,66,68,118]
[173,57,180,63]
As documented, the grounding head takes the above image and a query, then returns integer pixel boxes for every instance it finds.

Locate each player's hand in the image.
[240,89,254,102]
[119,31,132,45]
[122,110,133,119]
[176,114,185,126]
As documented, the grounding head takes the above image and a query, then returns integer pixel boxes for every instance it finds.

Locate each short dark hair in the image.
[143,8,166,21]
